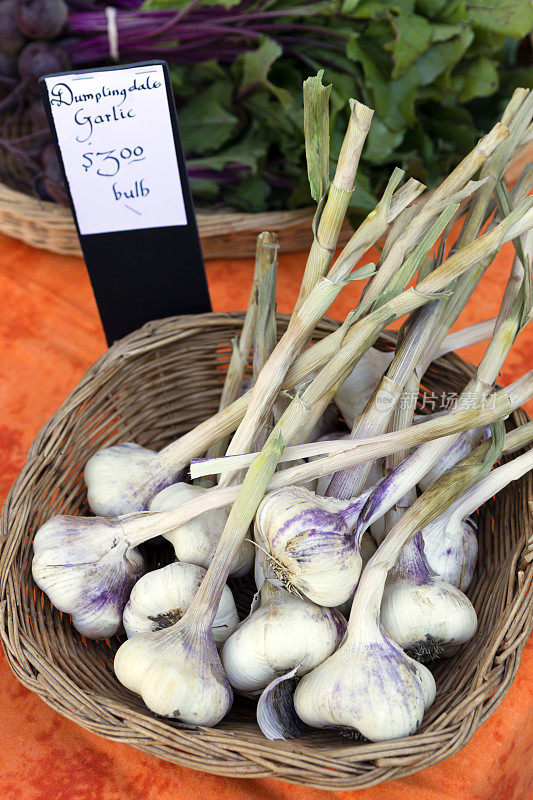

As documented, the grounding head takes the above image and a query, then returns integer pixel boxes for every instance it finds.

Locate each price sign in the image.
[40,61,210,344]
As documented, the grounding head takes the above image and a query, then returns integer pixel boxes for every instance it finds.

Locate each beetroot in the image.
[0,0,26,57]
[16,0,68,40]
[17,41,69,91]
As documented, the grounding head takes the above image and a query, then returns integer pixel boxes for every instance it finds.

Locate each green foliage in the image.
[165,0,532,212]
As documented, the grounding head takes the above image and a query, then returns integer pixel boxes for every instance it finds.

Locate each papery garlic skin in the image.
[85,443,176,517]
[334,348,394,428]
[294,631,435,741]
[150,483,254,577]
[114,622,232,724]
[122,561,239,645]
[221,581,346,695]
[255,486,368,606]
[256,666,305,740]
[422,517,478,591]
[32,515,144,639]
[381,577,477,657]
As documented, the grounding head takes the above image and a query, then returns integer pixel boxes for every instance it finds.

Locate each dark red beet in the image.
[0,50,17,77]
[0,0,26,57]
[41,142,68,205]
[17,40,69,91]
[16,0,68,40]
[29,96,48,129]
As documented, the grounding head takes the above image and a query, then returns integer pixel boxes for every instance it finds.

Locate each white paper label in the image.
[44,65,187,235]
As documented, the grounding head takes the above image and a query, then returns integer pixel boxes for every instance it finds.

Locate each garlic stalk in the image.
[114,434,284,723]
[418,89,533,376]
[254,485,372,606]
[149,482,254,577]
[123,561,238,645]
[218,166,420,486]
[221,577,346,695]
[334,316,497,430]
[422,430,533,589]
[207,231,278,462]
[294,73,374,312]
[83,124,513,518]
[190,378,519,482]
[326,290,446,499]
[352,230,533,544]
[293,424,503,741]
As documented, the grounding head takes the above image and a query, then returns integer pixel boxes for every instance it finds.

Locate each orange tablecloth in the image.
[0,232,532,799]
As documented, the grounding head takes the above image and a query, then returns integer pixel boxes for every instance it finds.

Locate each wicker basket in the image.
[0,182,349,259]
[0,311,532,790]
[0,131,530,260]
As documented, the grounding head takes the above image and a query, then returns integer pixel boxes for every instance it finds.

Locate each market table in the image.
[0,231,532,799]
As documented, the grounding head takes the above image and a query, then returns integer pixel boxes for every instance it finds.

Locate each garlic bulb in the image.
[334,348,394,428]
[114,619,232,724]
[380,535,477,661]
[294,566,435,740]
[421,516,478,591]
[255,485,371,606]
[149,482,254,577]
[122,561,239,645]
[32,515,144,639]
[84,442,181,518]
[221,579,346,695]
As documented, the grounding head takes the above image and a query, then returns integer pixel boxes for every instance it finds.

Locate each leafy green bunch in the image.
[165,0,532,214]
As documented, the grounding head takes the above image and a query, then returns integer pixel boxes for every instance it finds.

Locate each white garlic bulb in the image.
[150,482,254,577]
[114,619,232,725]
[122,561,239,645]
[294,566,435,740]
[255,485,371,606]
[334,348,394,428]
[32,514,144,639]
[380,536,477,660]
[221,579,346,695]
[84,442,179,517]
[421,516,478,591]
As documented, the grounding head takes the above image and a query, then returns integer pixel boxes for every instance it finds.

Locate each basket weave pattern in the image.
[0,312,531,790]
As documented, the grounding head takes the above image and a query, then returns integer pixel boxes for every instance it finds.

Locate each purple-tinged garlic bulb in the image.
[421,516,478,591]
[254,485,371,606]
[380,534,477,661]
[32,514,145,639]
[84,443,180,517]
[294,565,435,740]
[114,618,233,725]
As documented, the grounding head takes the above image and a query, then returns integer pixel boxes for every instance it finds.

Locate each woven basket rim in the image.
[1,311,531,790]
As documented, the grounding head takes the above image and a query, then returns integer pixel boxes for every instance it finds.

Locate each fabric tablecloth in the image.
[0,231,532,799]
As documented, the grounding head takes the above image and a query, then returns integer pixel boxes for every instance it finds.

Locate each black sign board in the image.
[40,60,211,345]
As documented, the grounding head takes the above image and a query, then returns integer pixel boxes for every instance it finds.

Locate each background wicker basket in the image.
[0,104,530,259]
[0,311,532,790]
